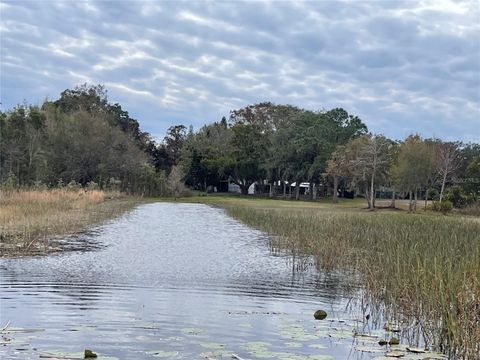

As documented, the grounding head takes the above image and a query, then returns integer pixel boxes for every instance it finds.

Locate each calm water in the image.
[1,203,368,360]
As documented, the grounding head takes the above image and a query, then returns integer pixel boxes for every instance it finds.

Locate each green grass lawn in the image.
[179,192,443,215]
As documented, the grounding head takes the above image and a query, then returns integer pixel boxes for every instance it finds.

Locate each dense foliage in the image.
[0,85,168,195]
[1,84,478,207]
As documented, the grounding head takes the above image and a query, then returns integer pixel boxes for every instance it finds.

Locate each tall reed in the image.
[226,205,480,359]
[0,189,139,255]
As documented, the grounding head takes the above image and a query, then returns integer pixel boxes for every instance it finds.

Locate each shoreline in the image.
[0,189,145,258]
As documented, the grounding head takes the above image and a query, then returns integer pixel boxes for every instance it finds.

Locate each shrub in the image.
[444,186,474,208]
[458,202,480,216]
[434,200,453,214]
[32,180,47,191]
[86,181,99,190]
[427,188,439,201]
[107,177,122,191]
[67,180,81,191]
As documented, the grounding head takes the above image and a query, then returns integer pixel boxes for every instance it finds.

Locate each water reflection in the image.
[1,202,365,359]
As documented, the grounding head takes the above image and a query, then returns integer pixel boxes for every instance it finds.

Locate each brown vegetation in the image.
[0,189,141,256]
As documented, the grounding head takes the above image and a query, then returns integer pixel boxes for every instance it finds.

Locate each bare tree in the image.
[437,142,461,202]
[342,135,393,209]
[326,135,392,209]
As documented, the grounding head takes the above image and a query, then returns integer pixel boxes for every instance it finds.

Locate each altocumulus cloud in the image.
[1,0,479,141]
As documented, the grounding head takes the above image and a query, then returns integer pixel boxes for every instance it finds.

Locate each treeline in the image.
[0,85,170,195]
[326,134,479,211]
[178,103,479,212]
[1,84,479,210]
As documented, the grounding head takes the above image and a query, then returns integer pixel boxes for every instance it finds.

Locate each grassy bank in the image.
[181,194,479,359]
[0,189,142,256]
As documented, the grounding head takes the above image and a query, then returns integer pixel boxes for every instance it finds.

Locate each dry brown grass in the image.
[0,189,141,256]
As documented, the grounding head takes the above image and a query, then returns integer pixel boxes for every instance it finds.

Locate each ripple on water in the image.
[1,202,359,360]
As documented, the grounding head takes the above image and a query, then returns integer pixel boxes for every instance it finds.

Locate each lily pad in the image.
[147,350,179,358]
[384,351,405,357]
[355,346,384,353]
[200,342,226,350]
[285,342,303,348]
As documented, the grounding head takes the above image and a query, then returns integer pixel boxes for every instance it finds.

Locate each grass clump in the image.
[0,188,141,256]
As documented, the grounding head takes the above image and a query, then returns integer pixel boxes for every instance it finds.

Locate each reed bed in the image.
[0,189,140,256]
[224,204,479,359]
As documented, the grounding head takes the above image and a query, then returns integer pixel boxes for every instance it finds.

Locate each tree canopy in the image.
[1,84,478,209]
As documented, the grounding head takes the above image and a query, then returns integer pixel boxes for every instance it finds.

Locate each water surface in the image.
[1,202,364,359]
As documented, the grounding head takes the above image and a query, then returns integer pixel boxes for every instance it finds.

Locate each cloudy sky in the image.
[1,0,479,141]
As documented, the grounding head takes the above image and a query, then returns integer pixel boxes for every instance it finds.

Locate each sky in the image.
[1,0,479,142]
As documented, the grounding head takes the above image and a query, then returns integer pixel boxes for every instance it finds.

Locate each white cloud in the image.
[0,0,479,141]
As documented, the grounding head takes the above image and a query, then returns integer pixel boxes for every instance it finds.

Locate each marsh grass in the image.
[0,189,141,256]
[185,195,479,359]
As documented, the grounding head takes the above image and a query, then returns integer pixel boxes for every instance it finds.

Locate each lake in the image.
[1,202,372,359]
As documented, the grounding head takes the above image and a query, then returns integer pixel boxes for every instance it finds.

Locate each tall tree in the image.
[326,144,351,203]
[229,104,276,194]
[164,125,187,166]
[229,122,267,194]
[437,142,461,203]
[181,120,233,191]
[392,135,437,212]
[330,135,393,209]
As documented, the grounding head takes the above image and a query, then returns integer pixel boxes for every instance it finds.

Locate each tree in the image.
[181,120,233,191]
[228,104,276,195]
[164,125,187,165]
[392,135,437,212]
[323,108,368,143]
[54,84,109,115]
[264,105,303,197]
[0,87,160,194]
[167,165,185,199]
[347,135,393,209]
[326,145,350,203]
[437,142,461,203]
[330,135,393,209]
[463,157,480,201]
[229,122,266,194]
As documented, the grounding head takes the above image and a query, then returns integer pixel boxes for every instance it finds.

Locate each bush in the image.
[444,186,474,208]
[458,202,480,216]
[107,177,122,191]
[179,187,193,197]
[86,181,99,190]
[433,200,453,214]
[0,172,18,192]
[66,180,81,191]
[427,188,439,201]
[32,180,47,191]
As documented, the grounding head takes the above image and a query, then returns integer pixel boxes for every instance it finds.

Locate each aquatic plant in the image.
[223,202,479,359]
